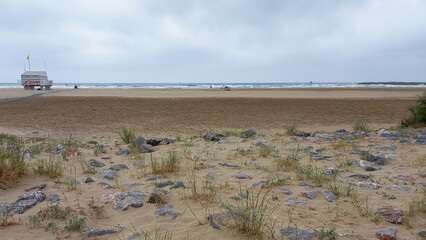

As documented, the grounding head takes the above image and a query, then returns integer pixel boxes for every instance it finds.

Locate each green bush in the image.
[353,121,370,132]
[401,91,426,128]
[119,126,136,144]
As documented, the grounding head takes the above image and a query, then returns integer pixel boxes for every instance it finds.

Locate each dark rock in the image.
[385,185,411,191]
[298,181,314,188]
[47,194,60,202]
[110,163,129,171]
[52,183,60,189]
[376,228,397,240]
[302,191,320,199]
[145,137,163,146]
[140,144,154,153]
[132,136,145,147]
[204,133,219,141]
[378,207,403,224]
[24,152,33,158]
[207,212,231,229]
[146,175,162,181]
[302,146,314,152]
[155,205,181,219]
[122,182,143,187]
[335,129,348,134]
[99,169,118,180]
[240,128,256,138]
[284,197,306,206]
[348,173,370,179]
[280,188,292,195]
[25,183,47,192]
[128,232,142,240]
[3,190,46,214]
[218,162,241,168]
[314,155,332,161]
[98,182,115,189]
[280,227,315,240]
[294,130,310,137]
[321,190,337,202]
[89,159,106,167]
[155,180,174,188]
[375,145,398,151]
[415,139,426,145]
[52,144,67,154]
[323,167,343,176]
[399,138,410,143]
[233,173,251,179]
[116,148,130,156]
[393,175,412,181]
[418,231,426,238]
[101,189,147,211]
[354,159,381,171]
[170,181,186,189]
[367,154,385,166]
[312,131,334,140]
[165,138,176,144]
[85,177,94,183]
[84,226,124,237]
[255,140,266,146]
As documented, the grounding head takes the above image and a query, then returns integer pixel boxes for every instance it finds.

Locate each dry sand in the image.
[0,88,425,240]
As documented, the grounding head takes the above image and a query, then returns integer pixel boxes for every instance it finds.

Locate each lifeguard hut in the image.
[18,55,53,90]
[19,71,52,90]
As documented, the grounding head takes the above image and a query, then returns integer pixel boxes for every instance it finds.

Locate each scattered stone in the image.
[321,190,337,202]
[133,160,144,167]
[302,146,314,152]
[145,137,163,146]
[323,167,343,176]
[338,233,363,239]
[170,181,186,189]
[155,205,181,219]
[140,144,154,153]
[378,207,403,224]
[298,181,314,188]
[204,133,220,141]
[3,191,46,214]
[385,185,411,191]
[312,131,334,140]
[207,212,231,229]
[375,145,398,151]
[84,226,124,237]
[205,172,217,181]
[348,173,370,179]
[280,188,292,195]
[110,163,129,171]
[240,128,256,138]
[116,148,130,156]
[52,183,60,189]
[90,159,106,167]
[354,159,382,171]
[100,189,147,211]
[302,191,320,199]
[376,228,397,240]
[294,130,310,137]
[85,177,94,183]
[155,180,174,188]
[132,136,145,147]
[98,182,115,189]
[128,232,142,240]
[99,169,118,180]
[52,144,67,154]
[24,152,33,158]
[146,175,162,181]
[25,183,47,192]
[284,197,307,206]
[251,180,268,188]
[314,155,332,161]
[122,182,143,187]
[47,193,60,202]
[418,231,426,238]
[218,139,228,144]
[355,181,380,190]
[233,173,251,179]
[218,162,241,168]
[165,138,176,144]
[367,154,385,166]
[393,175,412,181]
[280,227,316,240]
[255,140,266,146]
[399,138,410,143]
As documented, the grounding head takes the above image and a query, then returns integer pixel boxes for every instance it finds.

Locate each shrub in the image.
[353,121,370,131]
[221,186,280,236]
[401,91,426,127]
[119,126,136,144]
[33,156,63,179]
[285,124,297,136]
[0,141,27,189]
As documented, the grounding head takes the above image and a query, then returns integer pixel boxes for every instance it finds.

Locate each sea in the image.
[0,82,425,89]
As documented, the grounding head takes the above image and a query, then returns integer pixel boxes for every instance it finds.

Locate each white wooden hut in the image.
[19,71,53,90]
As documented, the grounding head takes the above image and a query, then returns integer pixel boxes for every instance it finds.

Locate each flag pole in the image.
[27,54,31,71]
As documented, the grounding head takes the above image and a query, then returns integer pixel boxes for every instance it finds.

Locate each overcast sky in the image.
[1,0,425,83]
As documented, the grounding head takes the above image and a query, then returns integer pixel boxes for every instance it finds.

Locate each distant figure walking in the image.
[74,85,78,89]
[224,86,231,91]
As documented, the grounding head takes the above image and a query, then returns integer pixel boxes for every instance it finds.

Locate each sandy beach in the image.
[0,87,425,240]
